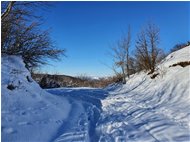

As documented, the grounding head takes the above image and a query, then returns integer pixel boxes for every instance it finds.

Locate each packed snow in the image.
[1,46,190,142]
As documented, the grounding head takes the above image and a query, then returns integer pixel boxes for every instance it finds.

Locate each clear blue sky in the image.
[39,1,190,77]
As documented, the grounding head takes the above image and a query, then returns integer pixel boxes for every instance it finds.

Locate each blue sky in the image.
[40,1,190,77]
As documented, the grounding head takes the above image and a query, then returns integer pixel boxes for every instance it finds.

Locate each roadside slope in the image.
[1,55,71,142]
[97,46,190,141]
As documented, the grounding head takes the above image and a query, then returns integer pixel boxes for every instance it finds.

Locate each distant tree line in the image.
[32,73,119,88]
[1,1,65,71]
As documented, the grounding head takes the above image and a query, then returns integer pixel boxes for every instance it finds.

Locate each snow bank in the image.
[99,46,190,141]
[160,46,190,68]
[1,55,71,142]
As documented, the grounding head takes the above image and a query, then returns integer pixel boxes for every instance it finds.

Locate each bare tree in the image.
[110,26,131,84]
[128,56,137,75]
[125,26,131,78]
[135,29,151,71]
[135,23,164,73]
[111,43,126,84]
[147,23,160,72]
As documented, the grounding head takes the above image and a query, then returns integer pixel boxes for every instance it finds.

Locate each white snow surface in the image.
[98,46,190,141]
[2,46,190,142]
[1,55,71,142]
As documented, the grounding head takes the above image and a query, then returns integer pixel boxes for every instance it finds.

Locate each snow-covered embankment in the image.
[97,46,190,141]
[1,56,71,142]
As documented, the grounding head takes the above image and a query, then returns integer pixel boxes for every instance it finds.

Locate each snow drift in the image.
[1,55,71,142]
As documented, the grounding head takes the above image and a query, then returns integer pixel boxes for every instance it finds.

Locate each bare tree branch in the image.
[1,1,15,21]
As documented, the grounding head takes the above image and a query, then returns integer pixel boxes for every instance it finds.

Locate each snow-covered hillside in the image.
[1,46,190,142]
[97,46,190,141]
[1,56,71,142]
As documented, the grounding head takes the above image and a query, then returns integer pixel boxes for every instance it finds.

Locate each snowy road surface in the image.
[47,86,190,142]
[47,88,108,142]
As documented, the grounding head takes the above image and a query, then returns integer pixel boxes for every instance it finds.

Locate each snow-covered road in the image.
[47,88,108,142]
[47,85,190,142]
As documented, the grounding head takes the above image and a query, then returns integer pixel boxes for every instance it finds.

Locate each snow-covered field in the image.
[1,46,190,142]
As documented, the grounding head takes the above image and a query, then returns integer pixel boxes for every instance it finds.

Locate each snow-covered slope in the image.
[97,46,190,141]
[1,56,71,142]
